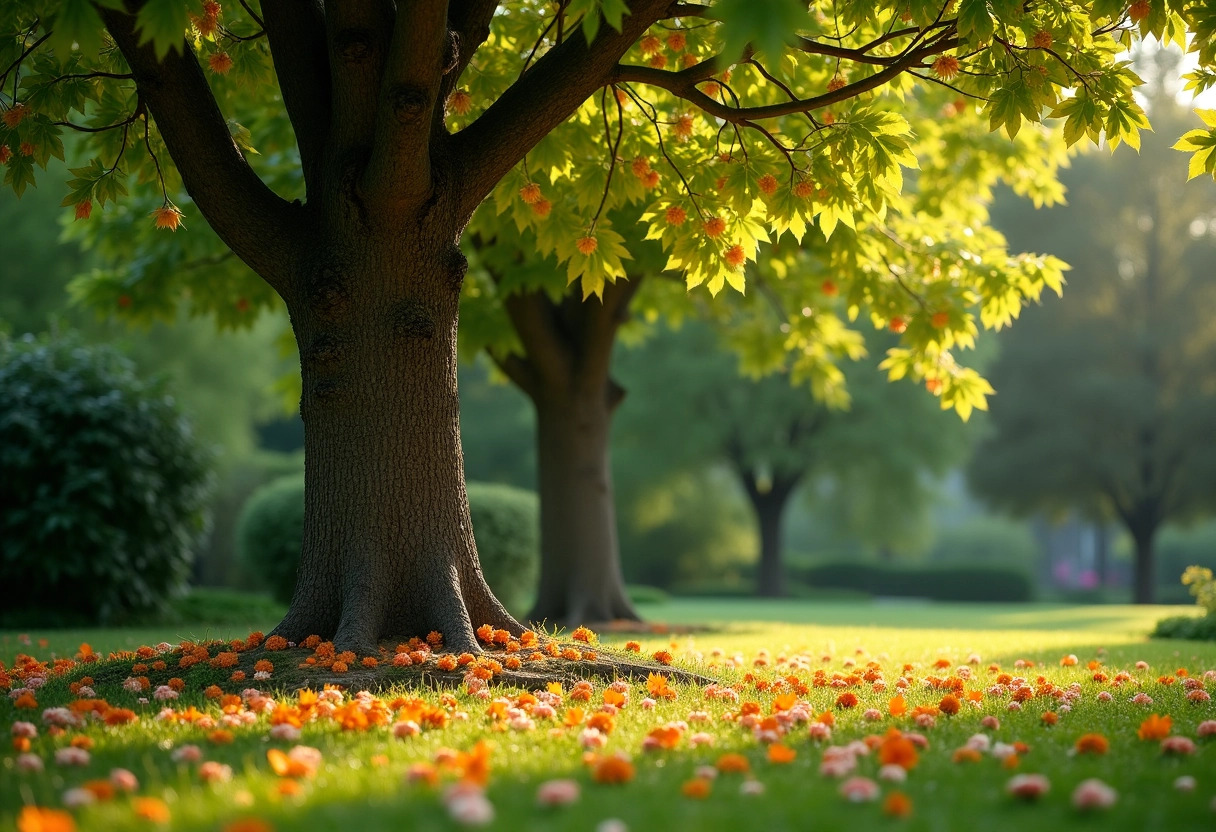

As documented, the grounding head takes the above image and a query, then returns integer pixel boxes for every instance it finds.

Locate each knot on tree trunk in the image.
[304,334,344,367]
[390,85,430,124]
[307,266,351,321]
[445,246,469,291]
[333,29,373,63]
[393,298,437,340]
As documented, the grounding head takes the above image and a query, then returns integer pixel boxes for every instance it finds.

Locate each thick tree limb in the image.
[99,3,302,293]
[451,0,673,218]
[363,0,450,208]
[325,0,395,157]
[612,36,958,123]
[487,350,540,399]
[501,290,575,391]
[444,0,499,99]
[579,276,641,388]
[261,0,331,201]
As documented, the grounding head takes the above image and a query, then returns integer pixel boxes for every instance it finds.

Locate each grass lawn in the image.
[3,600,1214,831]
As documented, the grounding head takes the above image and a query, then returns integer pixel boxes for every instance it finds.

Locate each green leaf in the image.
[50,0,106,57]
[135,0,191,60]
[957,0,996,44]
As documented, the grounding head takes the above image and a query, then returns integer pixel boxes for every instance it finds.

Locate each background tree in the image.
[619,322,972,596]
[971,56,1216,604]
[463,76,1069,623]
[0,0,1157,651]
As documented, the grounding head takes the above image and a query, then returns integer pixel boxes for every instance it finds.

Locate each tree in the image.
[972,54,1216,604]
[619,322,969,596]
[0,1,1159,652]
[463,76,1069,624]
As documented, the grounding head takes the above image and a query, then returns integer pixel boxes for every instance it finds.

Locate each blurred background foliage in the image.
[4,50,1216,623]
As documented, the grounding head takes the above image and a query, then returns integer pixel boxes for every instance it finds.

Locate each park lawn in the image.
[2,600,1214,832]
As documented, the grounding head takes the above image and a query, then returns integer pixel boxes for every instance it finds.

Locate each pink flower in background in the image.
[1071,779,1117,810]
[839,777,880,802]
[1006,774,1050,800]
[1161,736,1196,756]
[536,779,580,806]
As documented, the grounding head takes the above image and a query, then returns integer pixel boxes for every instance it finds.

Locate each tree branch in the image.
[450,0,673,218]
[261,0,331,201]
[487,350,540,399]
[794,26,928,66]
[500,289,575,390]
[100,2,303,294]
[579,275,641,386]
[444,0,499,98]
[612,36,958,123]
[324,0,395,157]
[363,0,450,208]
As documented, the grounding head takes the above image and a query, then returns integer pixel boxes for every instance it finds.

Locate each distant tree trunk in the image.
[528,381,639,625]
[489,279,642,627]
[1130,524,1157,605]
[740,475,800,598]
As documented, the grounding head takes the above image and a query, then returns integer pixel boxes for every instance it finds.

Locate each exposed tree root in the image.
[66,637,714,698]
[275,645,714,692]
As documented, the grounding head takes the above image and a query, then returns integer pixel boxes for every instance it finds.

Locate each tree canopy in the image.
[5,0,1181,416]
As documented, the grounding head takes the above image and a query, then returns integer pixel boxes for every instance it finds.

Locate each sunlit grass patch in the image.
[3,603,1216,831]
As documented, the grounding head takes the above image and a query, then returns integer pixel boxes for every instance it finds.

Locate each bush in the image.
[235,473,305,605]
[1151,565,1216,641]
[237,478,539,612]
[195,450,304,587]
[626,584,670,605]
[798,562,1034,602]
[1151,614,1216,641]
[0,333,212,626]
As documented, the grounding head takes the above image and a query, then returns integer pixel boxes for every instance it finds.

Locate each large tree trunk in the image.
[527,385,639,626]
[741,475,800,598]
[1131,525,1157,605]
[271,235,520,655]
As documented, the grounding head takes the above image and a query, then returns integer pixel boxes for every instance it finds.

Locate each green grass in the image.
[3,600,1215,831]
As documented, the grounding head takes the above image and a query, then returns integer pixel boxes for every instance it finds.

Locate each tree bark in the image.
[741,476,800,598]
[527,385,640,626]
[1131,525,1157,605]
[488,280,642,628]
[270,232,520,655]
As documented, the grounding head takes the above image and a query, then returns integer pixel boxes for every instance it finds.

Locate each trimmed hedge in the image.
[237,477,539,612]
[0,333,212,626]
[465,482,539,613]
[1151,614,1216,641]
[799,562,1034,602]
[235,473,305,606]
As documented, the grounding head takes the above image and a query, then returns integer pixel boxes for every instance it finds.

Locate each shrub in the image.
[626,584,670,605]
[465,482,539,613]
[798,562,1034,602]
[235,473,305,605]
[0,333,212,625]
[195,450,304,587]
[1151,565,1216,641]
[237,478,539,612]
[1151,614,1216,641]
